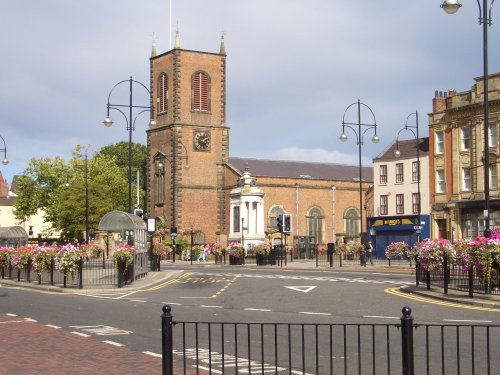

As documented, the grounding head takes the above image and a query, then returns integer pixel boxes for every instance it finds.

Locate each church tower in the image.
[147,33,229,242]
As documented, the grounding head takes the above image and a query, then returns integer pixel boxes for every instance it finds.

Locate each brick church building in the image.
[146,34,374,254]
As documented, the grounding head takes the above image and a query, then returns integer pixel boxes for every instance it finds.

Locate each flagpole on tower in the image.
[169,0,172,49]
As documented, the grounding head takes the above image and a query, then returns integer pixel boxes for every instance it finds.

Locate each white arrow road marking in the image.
[285,286,317,293]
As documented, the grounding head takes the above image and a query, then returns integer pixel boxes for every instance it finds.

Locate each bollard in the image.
[401,306,414,375]
[162,304,173,375]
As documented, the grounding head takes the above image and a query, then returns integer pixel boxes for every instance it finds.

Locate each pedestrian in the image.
[199,244,209,262]
[366,239,374,265]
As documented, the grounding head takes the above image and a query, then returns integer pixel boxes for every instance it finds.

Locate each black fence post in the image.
[443,256,448,294]
[468,269,474,298]
[27,257,32,283]
[426,270,431,290]
[415,255,419,287]
[78,257,83,289]
[162,304,173,375]
[401,306,414,375]
[50,257,54,285]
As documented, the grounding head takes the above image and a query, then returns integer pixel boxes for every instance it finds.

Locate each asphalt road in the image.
[2,267,500,373]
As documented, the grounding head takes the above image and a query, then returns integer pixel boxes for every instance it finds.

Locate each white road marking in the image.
[198,366,223,374]
[363,315,399,320]
[200,305,223,309]
[6,313,17,317]
[130,299,147,303]
[285,286,317,293]
[443,319,493,323]
[299,311,331,316]
[103,340,124,347]
[46,324,61,329]
[244,308,272,312]
[162,302,182,305]
[143,351,162,358]
[71,331,90,337]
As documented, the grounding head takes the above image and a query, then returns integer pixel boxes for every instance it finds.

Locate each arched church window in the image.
[192,71,210,112]
[307,206,324,244]
[158,73,168,114]
[344,208,359,241]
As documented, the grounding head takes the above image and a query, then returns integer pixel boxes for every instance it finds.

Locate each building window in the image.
[154,157,165,204]
[379,165,387,184]
[233,206,240,233]
[380,195,388,215]
[307,207,324,244]
[396,194,404,215]
[412,161,419,183]
[158,73,168,114]
[491,164,498,190]
[395,163,404,183]
[412,193,420,214]
[489,124,498,148]
[192,71,210,112]
[435,131,444,154]
[461,127,470,151]
[344,208,359,240]
[462,168,471,191]
[436,170,445,193]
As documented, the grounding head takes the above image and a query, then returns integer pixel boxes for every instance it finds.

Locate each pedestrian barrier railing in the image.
[0,251,148,288]
[416,260,500,296]
[161,305,500,375]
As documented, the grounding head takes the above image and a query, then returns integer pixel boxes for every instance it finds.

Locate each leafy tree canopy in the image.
[13,143,146,243]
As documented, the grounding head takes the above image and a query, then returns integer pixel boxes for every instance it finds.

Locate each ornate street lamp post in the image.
[394,111,421,243]
[340,99,380,265]
[440,0,495,237]
[0,135,8,165]
[103,76,156,213]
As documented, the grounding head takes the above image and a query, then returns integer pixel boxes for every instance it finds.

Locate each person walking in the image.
[366,239,374,265]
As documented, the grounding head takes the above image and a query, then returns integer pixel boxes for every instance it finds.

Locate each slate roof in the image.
[373,137,429,161]
[228,157,373,182]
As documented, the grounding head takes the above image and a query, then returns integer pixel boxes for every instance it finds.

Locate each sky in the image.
[1,1,499,187]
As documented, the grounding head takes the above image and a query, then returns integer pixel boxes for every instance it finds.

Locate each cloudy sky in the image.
[1,1,499,186]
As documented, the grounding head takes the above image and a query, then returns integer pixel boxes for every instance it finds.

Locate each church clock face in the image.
[193,130,211,151]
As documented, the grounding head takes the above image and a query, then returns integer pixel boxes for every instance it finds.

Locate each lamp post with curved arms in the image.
[340,99,380,264]
[0,135,8,165]
[103,76,157,213]
[394,111,421,243]
[155,147,189,262]
[440,0,495,237]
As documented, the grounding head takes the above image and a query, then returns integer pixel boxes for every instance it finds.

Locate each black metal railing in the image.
[161,305,500,375]
[416,261,500,296]
[0,251,148,288]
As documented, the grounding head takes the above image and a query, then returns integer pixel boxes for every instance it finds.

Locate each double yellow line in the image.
[147,272,193,291]
[385,287,500,312]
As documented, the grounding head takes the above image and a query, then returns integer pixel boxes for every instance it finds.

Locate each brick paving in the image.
[0,314,205,375]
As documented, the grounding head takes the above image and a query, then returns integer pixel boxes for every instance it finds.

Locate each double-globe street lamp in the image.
[0,135,9,165]
[440,0,495,237]
[340,99,380,264]
[394,111,422,243]
[103,76,156,213]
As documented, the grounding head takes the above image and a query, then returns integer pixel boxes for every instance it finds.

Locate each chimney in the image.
[433,90,446,112]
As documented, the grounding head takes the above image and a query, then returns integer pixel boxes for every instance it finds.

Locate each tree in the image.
[13,144,137,243]
[52,150,129,242]
[96,142,147,210]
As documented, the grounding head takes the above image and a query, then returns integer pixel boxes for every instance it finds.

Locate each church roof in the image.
[228,157,373,182]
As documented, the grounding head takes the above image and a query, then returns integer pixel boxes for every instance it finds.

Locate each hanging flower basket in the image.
[54,244,82,279]
[80,244,103,259]
[11,244,37,270]
[385,242,409,260]
[112,243,134,270]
